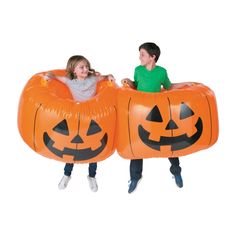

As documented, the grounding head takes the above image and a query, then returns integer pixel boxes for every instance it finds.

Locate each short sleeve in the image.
[86,76,99,85]
[134,67,138,86]
[163,70,172,89]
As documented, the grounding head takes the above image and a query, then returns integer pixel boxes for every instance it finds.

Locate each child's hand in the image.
[107,74,115,82]
[121,78,130,85]
[95,71,101,77]
[121,78,135,88]
[43,72,55,80]
[99,74,115,82]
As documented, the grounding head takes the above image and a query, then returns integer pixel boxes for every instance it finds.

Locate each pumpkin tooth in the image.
[150,135,161,142]
[186,127,197,138]
[143,128,161,142]
[90,143,99,151]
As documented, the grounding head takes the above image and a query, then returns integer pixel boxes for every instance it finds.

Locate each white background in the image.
[0,0,235,235]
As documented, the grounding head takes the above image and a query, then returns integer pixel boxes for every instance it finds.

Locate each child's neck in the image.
[145,61,156,71]
[77,76,86,80]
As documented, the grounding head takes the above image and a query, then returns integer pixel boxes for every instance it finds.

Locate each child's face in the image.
[74,60,89,79]
[139,49,155,66]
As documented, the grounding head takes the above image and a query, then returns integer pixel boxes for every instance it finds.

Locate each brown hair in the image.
[66,55,96,79]
[139,42,161,62]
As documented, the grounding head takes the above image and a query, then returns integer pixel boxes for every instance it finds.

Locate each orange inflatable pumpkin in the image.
[116,82,219,159]
[18,70,118,163]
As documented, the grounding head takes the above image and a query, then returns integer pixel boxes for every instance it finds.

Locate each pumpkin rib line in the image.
[167,97,174,156]
[33,103,42,151]
[111,105,117,151]
[76,112,80,150]
[128,97,135,158]
[205,95,213,145]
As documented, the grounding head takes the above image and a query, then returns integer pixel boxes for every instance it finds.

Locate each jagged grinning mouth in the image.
[138,118,203,151]
[43,132,108,161]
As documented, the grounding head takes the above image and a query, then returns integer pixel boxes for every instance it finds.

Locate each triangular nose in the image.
[71,134,83,143]
[165,119,178,130]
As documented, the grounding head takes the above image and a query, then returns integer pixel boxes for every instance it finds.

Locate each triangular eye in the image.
[146,105,163,122]
[86,120,102,135]
[180,103,194,119]
[53,119,69,135]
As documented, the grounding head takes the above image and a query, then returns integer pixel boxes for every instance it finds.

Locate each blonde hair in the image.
[66,55,96,79]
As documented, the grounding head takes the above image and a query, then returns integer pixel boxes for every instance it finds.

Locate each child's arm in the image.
[97,73,115,82]
[162,71,172,90]
[43,72,67,84]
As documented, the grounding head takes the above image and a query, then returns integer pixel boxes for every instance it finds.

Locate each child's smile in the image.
[74,61,90,79]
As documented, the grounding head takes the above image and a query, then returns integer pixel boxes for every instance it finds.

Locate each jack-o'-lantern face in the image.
[116,83,219,159]
[138,103,203,151]
[43,119,108,161]
[18,70,117,164]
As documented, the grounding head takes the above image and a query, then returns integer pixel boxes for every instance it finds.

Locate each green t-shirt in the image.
[134,65,171,92]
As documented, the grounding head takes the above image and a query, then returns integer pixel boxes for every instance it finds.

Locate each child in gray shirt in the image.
[43,55,115,192]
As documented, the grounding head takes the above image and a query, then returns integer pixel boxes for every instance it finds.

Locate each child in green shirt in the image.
[122,42,183,193]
